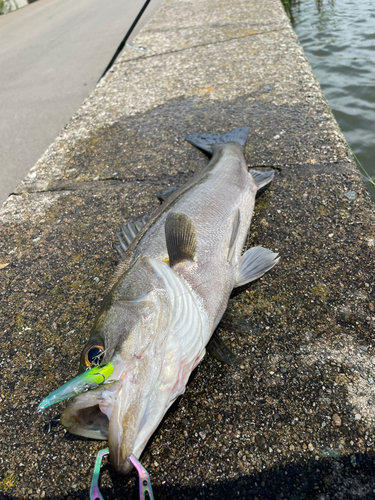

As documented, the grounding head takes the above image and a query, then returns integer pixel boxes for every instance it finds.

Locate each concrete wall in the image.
[1,0,375,498]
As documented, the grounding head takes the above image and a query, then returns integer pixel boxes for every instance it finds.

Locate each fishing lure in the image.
[90,448,154,500]
[37,362,115,413]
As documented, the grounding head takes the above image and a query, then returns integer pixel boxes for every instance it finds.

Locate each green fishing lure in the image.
[37,362,114,413]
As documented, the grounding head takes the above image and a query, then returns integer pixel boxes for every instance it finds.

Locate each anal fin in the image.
[249,170,274,198]
[165,212,197,267]
[235,246,279,288]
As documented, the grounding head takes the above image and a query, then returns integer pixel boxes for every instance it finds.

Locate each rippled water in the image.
[284,0,375,199]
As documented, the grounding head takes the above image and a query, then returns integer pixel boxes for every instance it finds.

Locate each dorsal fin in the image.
[114,215,150,259]
[165,212,197,267]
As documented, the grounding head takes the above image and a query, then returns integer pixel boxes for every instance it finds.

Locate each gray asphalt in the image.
[0,0,160,206]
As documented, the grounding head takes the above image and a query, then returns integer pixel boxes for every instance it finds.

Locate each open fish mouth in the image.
[38,358,146,473]
[59,383,114,441]
[61,377,137,474]
[38,354,172,474]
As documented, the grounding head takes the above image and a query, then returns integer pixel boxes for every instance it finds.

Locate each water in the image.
[284,0,375,199]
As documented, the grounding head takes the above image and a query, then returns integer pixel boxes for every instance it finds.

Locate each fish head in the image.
[59,257,203,474]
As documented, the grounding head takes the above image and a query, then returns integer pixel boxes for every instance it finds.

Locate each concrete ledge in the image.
[1,0,375,498]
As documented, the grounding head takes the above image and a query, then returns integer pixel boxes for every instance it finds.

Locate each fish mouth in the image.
[59,386,111,440]
[60,384,133,474]
[59,357,158,474]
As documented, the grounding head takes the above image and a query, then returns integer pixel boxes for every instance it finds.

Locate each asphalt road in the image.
[0,0,160,206]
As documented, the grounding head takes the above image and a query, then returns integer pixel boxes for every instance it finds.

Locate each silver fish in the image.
[46,127,279,473]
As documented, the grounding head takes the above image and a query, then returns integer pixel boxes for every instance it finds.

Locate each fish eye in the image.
[84,344,104,368]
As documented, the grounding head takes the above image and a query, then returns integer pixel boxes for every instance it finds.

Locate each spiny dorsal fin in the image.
[114,215,150,259]
[165,212,197,267]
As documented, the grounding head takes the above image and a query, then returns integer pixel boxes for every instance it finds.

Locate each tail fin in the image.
[185,127,249,155]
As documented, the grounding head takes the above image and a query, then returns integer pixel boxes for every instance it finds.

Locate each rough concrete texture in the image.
[1,0,375,498]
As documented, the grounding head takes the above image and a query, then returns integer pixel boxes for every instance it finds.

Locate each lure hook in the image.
[38,408,60,434]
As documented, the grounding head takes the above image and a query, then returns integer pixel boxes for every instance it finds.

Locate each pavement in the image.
[1,0,375,498]
[0,0,161,205]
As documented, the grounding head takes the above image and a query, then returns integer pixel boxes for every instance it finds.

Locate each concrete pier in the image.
[1,0,375,498]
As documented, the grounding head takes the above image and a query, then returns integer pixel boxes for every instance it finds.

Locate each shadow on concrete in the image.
[2,452,375,499]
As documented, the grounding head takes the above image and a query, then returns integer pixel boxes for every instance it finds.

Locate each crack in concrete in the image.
[115,27,289,65]
[9,161,357,197]
[10,175,179,196]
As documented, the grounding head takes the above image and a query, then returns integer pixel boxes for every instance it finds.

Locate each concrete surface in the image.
[0,0,161,206]
[1,0,375,498]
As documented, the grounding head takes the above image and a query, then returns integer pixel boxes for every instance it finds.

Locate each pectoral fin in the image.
[165,212,197,267]
[228,208,241,263]
[235,246,279,288]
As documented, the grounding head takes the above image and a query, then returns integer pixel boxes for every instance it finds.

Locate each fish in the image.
[39,127,279,474]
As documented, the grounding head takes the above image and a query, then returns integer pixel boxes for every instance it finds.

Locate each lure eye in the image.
[84,344,104,368]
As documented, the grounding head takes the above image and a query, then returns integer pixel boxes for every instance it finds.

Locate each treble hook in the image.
[39,408,61,435]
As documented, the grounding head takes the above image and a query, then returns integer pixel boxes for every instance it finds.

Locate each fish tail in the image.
[185,127,249,155]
